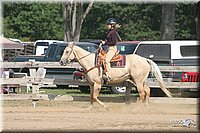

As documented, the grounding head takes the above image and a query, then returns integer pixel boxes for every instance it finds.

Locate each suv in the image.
[135,40,199,80]
[134,40,199,97]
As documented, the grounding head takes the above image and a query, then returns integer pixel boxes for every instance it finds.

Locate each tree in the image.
[82,3,162,41]
[196,1,200,40]
[63,0,94,42]
[160,3,176,40]
[3,3,64,41]
[175,3,196,40]
[3,2,197,41]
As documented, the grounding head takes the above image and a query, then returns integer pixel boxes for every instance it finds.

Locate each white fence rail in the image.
[0,61,199,94]
[0,61,198,72]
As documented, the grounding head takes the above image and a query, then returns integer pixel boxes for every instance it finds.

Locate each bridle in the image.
[66,43,100,61]
[65,44,74,62]
[65,42,102,75]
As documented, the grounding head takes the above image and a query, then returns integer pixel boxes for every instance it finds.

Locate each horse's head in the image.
[59,42,75,66]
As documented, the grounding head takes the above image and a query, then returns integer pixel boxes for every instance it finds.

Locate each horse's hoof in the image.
[104,106,110,111]
[84,105,93,111]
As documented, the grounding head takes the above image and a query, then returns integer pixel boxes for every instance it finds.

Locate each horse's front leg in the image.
[92,82,109,110]
[87,84,94,109]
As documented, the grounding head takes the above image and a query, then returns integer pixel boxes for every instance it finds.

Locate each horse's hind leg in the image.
[144,83,150,106]
[136,83,146,103]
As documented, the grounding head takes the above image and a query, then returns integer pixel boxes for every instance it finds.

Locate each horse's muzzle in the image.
[59,61,66,66]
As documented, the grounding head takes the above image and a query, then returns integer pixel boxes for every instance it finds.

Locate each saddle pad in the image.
[110,55,126,68]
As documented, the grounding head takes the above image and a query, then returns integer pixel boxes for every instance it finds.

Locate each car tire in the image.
[110,86,126,94]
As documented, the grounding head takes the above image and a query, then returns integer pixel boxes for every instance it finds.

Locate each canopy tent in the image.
[0,36,24,61]
[0,36,24,49]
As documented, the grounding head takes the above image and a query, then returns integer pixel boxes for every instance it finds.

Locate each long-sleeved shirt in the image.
[105,29,118,46]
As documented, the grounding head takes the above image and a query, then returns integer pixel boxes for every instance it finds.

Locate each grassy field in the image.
[39,87,139,97]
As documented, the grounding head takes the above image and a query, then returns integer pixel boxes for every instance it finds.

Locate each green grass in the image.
[40,88,85,95]
[14,85,138,97]
[39,87,139,97]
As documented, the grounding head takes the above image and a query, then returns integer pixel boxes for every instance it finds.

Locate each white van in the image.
[34,40,63,55]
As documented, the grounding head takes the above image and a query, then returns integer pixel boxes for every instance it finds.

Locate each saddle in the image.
[95,48,126,75]
[99,48,123,62]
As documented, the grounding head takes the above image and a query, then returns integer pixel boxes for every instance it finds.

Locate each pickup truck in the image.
[12,42,99,85]
[14,42,99,62]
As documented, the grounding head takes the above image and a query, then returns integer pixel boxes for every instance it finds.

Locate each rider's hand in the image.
[101,40,106,45]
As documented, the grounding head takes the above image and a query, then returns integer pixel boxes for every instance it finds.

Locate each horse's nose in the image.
[59,61,63,66]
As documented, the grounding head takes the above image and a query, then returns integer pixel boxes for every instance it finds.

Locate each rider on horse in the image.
[101,18,122,84]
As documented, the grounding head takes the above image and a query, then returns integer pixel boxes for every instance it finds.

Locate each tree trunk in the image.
[160,3,176,40]
[196,2,200,40]
[63,0,94,42]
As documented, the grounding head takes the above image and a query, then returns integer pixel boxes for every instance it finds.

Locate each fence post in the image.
[125,82,131,104]
[32,84,39,94]
[29,64,46,94]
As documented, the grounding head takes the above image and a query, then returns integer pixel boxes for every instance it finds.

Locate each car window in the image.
[78,45,98,53]
[180,45,199,57]
[102,43,138,54]
[117,44,137,54]
[35,42,49,47]
[55,46,66,60]
[47,44,57,58]
[135,44,171,59]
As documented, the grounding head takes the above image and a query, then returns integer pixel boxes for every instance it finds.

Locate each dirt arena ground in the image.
[2,99,199,132]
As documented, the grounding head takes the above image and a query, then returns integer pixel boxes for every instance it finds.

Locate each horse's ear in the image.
[68,42,74,48]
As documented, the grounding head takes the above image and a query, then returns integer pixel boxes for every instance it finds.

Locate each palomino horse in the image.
[60,42,172,109]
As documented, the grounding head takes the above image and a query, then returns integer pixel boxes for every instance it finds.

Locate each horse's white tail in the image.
[147,59,172,98]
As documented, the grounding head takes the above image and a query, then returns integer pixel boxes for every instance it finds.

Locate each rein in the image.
[69,44,101,75]
[77,48,99,60]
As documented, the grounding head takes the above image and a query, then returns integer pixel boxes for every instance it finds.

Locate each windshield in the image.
[55,44,99,60]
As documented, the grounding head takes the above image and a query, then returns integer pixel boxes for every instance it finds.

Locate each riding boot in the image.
[103,72,111,84]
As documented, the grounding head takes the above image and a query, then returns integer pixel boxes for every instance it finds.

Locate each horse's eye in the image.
[65,50,69,54]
